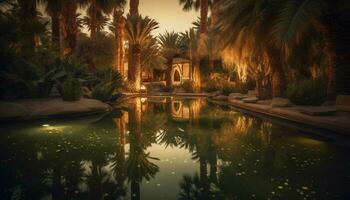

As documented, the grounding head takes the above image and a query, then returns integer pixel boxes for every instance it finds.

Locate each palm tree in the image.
[110,0,127,75]
[129,0,139,16]
[270,0,350,99]
[180,29,201,90]
[158,31,182,86]
[217,0,287,97]
[179,0,211,35]
[124,15,158,91]
[41,0,62,50]
[81,0,118,38]
[61,0,79,56]
[17,0,37,51]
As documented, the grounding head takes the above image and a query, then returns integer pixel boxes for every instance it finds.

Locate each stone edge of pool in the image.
[0,98,112,122]
[207,98,350,138]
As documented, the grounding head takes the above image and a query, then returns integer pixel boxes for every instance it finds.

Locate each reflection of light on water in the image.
[40,124,71,134]
[141,97,147,103]
[294,137,324,146]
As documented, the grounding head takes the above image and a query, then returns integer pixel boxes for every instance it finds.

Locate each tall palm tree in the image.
[129,0,139,16]
[110,0,127,75]
[179,0,211,35]
[270,0,350,99]
[124,15,158,91]
[41,0,62,50]
[17,0,37,51]
[158,31,182,86]
[180,28,201,91]
[126,0,140,81]
[217,0,287,97]
[61,0,79,56]
[81,0,116,38]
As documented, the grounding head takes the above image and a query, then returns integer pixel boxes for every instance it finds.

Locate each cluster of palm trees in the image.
[6,0,350,98]
[215,0,350,99]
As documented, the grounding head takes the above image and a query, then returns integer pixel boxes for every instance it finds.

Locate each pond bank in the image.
[125,92,350,137]
[0,98,112,122]
[209,98,350,138]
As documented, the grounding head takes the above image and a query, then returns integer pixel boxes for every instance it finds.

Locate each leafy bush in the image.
[91,86,111,102]
[287,78,327,106]
[91,69,123,102]
[205,79,222,92]
[62,77,82,101]
[222,82,237,95]
[181,80,195,93]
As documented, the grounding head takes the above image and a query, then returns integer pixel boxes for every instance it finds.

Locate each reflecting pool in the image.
[1,97,350,200]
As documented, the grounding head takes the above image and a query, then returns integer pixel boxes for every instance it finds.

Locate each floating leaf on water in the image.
[301,186,309,191]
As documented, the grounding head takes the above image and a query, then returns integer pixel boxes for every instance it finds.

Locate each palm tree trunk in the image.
[18,0,37,52]
[200,0,208,35]
[51,13,60,50]
[132,44,142,91]
[319,15,350,99]
[208,0,219,72]
[266,46,286,98]
[61,0,78,56]
[127,0,139,81]
[166,61,173,87]
[114,9,125,75]
[129,0,139,16]
[90,0,97,38]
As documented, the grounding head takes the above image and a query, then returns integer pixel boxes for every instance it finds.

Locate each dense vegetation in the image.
[0,0,349,105]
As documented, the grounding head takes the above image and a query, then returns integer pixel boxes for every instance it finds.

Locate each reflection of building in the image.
[170,98,202,122]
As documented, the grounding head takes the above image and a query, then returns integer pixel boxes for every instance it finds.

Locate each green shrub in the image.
[91,86,113,102]
[181,80,195,93]
[205,79,222,92]
[89,69,123,102]
[62,77,82,101]
[287,78,327,106]
[222,82,239,95]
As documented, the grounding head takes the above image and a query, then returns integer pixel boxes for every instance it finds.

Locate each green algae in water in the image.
[1,97,350,200]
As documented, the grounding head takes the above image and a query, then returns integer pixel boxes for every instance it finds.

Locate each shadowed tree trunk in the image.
[113,8,125,75]
[18,0,37,52]
[61,0,78,56]
[129,0,139,16]
[130,44,142,91]
[90,0,97,38]
[128,0,139,81]
[318,14,350,99]
[208,0,219,71]
[200,0,209,35]
[266,46,286,98]
[51,13,60,50]
[166,60,173,87]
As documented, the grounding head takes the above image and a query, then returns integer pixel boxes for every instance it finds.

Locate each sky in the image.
[125,0,199,35]
[39,0,199,35]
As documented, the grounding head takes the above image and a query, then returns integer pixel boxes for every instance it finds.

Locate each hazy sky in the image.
[125,0,199,35]
[39,0,199,35]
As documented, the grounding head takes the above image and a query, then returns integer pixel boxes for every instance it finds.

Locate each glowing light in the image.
[42,124,50,127]
[140,97,147,103]
[140,85,147,91]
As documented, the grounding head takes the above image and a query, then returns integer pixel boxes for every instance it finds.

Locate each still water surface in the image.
[1,97,350,200]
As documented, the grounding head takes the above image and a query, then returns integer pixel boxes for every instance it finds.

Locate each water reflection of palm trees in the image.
[1,97,335,200]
